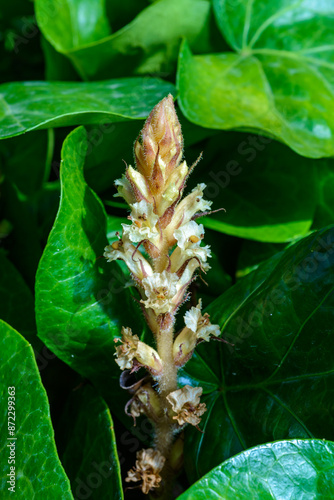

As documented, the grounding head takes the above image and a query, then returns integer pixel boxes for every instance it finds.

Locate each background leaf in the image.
[190,136,318,242]
[36,0,215,80]
[178,0,334,159]
[180,226,334,482]
[58,384,123,500]
[0,78,175,139]
[35,0,111,52]
[35,126,146,418]
[0,320,73,499]
[178,439,334,500]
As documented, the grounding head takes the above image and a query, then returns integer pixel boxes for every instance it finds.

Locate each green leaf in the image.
[179,439,334,500]
[36,0,213,80]
[0,251,41,351]
[59,385,123,500]
[35,0,111,52]
[178,0,334,159]
[0,320,73,499]
[0,78,175,139]
[181,226,334,482]
[195,137,318,242]
[35,127,145,414]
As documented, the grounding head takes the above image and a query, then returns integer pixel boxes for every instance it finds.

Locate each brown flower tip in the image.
[114,327,162,376]
[125,383,161,424]
[166,385,206,427]
[125,448,166,494]
[135,94,183,181]
[132,94,188,216]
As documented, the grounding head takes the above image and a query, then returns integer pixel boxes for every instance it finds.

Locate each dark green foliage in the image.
[1,1,334,498]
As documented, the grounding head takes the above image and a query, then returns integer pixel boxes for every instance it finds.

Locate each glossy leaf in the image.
[0,320,73,499]
[35,127,145,413]
[0,78,175,139]
[59,385,123,500]
[177,0,334,158]
[179,439,334,500]
[181,226,334,482]
[36,0,213,79]
[35,0,111,52]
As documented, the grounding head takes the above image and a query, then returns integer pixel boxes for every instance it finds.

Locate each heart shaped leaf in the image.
[177,0,334,158]
[58,385,123,500]
[35,126,145,413]
[0,78,175,139]
[0,320,73,499]
[179,439,334,500]
[180,226,334,482]
[36,0,213,80]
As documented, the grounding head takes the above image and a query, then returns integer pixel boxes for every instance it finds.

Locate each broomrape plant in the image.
[103,95,222,495]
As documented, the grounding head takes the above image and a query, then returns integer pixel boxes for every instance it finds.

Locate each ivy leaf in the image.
[58,385,123,500]
[177,0,334,158]
[0,320,73,499]
[181,226,334,482]
[35,127,145,415]
[35,0,111,52]
[179,440,334,500]
[36,0,213,79]
[0,78,175,139]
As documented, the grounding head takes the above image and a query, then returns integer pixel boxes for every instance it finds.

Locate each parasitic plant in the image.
[104,95,222,496]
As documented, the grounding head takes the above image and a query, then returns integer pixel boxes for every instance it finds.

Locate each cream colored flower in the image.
[173,327,197,367]
[166,184,212,242]
[103,232,153,281]
[125,448,165,494]
[170,220,211,272]
[126,166,154,203]
[184,299,220,341]
[174,220,204,249]
[114,327,162,375]
[114,327,139,370]
[159,160,188,215]
[141,271,179,314]
[114,174,135,205]
[167,385,206,427]
[124,200,160,244]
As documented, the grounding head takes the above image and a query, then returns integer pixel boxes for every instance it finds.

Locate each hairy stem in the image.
[154,324,178,497]
[155,324,177,454]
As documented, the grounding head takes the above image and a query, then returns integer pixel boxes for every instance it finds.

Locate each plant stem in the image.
[154,324,178,498]
[155,324,177,456]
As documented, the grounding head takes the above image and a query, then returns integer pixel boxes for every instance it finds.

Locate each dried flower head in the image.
[184,299,220,341]
[125,448,166,494]
[114,327,162,375]
[166,385,206,427]
[126,383,161,424]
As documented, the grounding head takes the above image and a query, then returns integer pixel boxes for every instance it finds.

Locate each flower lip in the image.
[141,271,180,315]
